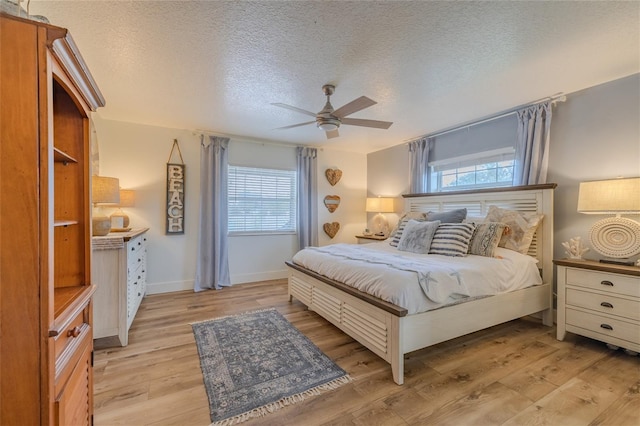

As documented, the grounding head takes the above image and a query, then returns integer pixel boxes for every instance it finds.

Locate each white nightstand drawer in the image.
[566,268,640,298]
[566,288,640,321]
[566,308,640,344]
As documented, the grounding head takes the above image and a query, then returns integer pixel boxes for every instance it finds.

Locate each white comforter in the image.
[292,242,542,315]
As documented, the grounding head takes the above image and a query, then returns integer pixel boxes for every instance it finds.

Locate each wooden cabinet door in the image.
[55,342,92,426]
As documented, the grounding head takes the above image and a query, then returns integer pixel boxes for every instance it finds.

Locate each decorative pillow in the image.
[397,220,440,254]
[467,222,509,257]
[389,212,428,247]
[426,208,467,223]
[484,206,544,254]
[428,223,476,257]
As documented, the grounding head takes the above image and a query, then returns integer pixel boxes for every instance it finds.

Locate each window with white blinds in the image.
[430,148,515,192]
[228,165,297,234]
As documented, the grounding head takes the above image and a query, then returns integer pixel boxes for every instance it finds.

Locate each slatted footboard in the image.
[288,266,405,383]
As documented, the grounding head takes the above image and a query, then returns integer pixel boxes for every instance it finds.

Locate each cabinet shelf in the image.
[53,147,78,164]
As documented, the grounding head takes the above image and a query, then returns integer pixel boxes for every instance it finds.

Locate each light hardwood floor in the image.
[94,279,640,425]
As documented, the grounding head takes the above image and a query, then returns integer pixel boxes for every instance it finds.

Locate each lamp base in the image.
[110,209,130,229]
[371,212,389,237]
[589,216,640,259]
[92,216,111,236]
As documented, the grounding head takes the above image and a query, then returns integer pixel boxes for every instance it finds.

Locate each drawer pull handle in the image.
[67,326,82,338]
[600,280,614,286]
[600,324,613,331]
[131,247,135,251]
[600,302,614,308]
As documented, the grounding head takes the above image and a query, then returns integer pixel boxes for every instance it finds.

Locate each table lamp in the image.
[110,189,135,231]
[366,197,395,236]
[92,176,120,236]
[577,177,640,265]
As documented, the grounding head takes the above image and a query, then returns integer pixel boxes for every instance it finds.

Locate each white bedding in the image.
[292,242,542,315]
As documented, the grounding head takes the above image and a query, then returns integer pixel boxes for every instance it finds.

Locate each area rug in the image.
[191,308,352,425]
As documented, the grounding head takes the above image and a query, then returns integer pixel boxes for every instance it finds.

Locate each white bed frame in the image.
[287,184,556,385]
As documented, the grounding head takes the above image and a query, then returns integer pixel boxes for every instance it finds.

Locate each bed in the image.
[286,184,556,385]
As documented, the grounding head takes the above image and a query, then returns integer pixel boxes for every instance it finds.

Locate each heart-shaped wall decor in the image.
[323,195,341,213]
[325,168,342,186]
[323,222,340,238]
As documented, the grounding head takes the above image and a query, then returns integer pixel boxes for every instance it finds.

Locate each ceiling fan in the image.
[272,84,393,139]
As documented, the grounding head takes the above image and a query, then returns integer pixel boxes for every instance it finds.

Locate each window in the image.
[228,165,296,234]
[430,148,515,192]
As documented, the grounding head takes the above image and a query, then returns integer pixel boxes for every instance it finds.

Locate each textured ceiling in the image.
[28,1,639,153]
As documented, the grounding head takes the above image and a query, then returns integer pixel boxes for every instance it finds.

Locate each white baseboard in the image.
[231,269,288,285]
[146,279,194,295]
[146,269,288,295]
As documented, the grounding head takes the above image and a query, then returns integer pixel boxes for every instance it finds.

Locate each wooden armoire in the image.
[0,12,105,425]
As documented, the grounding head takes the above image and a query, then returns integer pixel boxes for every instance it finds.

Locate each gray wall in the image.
[367,73,640,264]
[548,73,640,264]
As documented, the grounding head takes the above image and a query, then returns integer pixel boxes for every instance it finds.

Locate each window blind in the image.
[228,165,297,234]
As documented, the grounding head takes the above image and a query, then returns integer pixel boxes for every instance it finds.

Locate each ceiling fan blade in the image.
[332,96,377,118]
[271,103,317,118]
[341,117,393,129]
[326,129,339,139]
[274,121,316,130]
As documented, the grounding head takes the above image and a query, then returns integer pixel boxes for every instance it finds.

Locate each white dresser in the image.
[556,259,640,354]
[92,228,149,346]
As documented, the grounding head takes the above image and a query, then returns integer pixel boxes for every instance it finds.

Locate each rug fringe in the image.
[209,375,353,426]
[190,307,277,325]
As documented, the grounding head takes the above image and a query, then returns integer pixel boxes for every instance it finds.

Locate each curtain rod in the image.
[404,92,567,143]
[192,129,305,149]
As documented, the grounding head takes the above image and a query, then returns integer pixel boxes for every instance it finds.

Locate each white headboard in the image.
[404,184,556,283]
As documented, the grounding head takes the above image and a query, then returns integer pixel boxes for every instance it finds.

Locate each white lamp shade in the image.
[577,177,640,214]
[92,176,120,205]
[366,197,394,213]
[117,189,136,207]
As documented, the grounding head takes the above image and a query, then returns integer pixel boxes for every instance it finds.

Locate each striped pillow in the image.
[389,212,427,247]
[429,223,476,257]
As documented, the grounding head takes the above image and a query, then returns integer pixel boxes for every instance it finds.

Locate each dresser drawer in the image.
[566,288,640,321]
[127,246,146,276]
[566,268,640,298]
[566,308,640,344]
[127,234,145,254]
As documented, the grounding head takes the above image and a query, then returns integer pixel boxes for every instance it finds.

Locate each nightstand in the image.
[555,259,640,354]
[355,234,388,244]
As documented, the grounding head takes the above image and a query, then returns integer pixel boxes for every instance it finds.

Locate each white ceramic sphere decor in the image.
[589,217,640,258]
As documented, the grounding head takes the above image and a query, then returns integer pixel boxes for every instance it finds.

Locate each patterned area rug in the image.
[192,308,351,425]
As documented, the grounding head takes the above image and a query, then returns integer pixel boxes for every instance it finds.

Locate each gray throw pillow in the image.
[426,208,467,223]
[389,212,428,247]
[397,220,440,254]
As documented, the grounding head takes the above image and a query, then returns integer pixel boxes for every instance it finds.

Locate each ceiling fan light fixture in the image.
[318,122,338,131]
[317,117,340,132]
